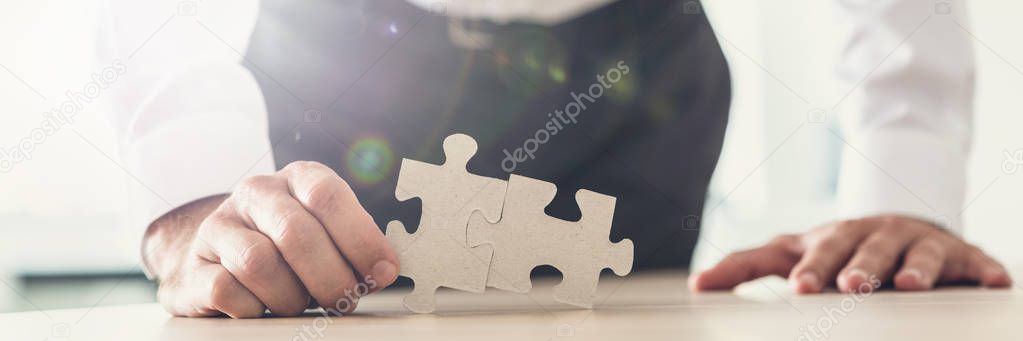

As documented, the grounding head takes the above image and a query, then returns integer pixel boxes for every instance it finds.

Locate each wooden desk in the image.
[1,270,1019,340]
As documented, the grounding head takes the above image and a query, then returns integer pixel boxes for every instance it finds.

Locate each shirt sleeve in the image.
[99,0,275,253]
[833,0,974,231]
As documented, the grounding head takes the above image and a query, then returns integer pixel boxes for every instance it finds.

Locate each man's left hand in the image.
[690,215,1012,293]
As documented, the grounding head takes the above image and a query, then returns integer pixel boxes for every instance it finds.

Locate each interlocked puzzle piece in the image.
[385,134,507,313]
[467,174,634,308]
[388,134,634,312]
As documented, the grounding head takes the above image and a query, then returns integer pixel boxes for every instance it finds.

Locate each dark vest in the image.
[244,0,731,270]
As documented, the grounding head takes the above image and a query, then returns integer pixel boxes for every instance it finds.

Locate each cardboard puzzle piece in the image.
[385,134,507,313]
[466,174,634,308]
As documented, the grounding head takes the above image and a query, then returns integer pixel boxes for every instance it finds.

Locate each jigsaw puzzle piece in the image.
[386,133,507,313]
[386,220,495,313]
[394,133,506,239]
[467,175,634,308]
[572,188,635,278]
[551,189,634,307]
[466,175,556,293]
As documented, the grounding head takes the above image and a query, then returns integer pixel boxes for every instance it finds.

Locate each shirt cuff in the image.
[835,127,967,232]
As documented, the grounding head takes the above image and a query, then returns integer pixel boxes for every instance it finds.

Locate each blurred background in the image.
[1,0,1021,313]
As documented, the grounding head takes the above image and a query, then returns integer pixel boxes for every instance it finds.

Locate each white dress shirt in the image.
[100,0,975,253]
[832,0,973,230]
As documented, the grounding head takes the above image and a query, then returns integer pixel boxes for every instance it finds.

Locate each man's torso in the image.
[244,0,731,269]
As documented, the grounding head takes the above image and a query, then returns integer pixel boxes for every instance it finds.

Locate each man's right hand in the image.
[142,161,400,318]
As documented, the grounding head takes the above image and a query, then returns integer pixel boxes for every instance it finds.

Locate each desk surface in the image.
[2,270,1020,341]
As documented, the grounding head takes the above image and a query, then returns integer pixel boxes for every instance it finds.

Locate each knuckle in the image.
[919,238,945,253]
[235,240,279,278]
[877,215,901,228]
[814,236,843,251]
[207,269,240,310]
[768,235,803,254]
[913,239,946,259]
[769,234,797,246]
[236,175,277,202]
[832,219,861,234]
[194,220,217,244]
[199,211,231,230]
[272,207,304,233]
[238,175,274,192]
[194,216,229,250]
[858,241,896,260]
[282,160,323,174]
[274,217,318,254]
[303,180,343,212]
[875,222,903,236]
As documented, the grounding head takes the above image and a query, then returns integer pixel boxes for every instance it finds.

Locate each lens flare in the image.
[607,69,637,104]
[548,64,567,84]
[345,137,395,185]
[493,28,569,97]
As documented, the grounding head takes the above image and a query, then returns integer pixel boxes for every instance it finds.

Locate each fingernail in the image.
[902,268,923,283]
[841,269,868,293]
[896,268,927,290]
[372,260,398,287]
[794,273,820,293]
[846,269,868,281]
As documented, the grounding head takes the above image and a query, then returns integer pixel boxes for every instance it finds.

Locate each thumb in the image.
[690,236,802,292]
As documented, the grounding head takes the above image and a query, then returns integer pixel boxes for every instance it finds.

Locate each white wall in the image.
[0,0,136,274]
[960,1,1023,266]
[0,0,141,311]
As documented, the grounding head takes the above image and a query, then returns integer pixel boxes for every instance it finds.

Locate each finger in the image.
[164,261,265,318]
[894,237,945,291]
[690,236,802,292]
[233,175,361,310]
[838,227,915,293]
[156,262,207,317]
[789,222,870,294]
[965,248,1012,288]
[195,213,309,316]
[281,161,399,289]
[973,251,1014,286]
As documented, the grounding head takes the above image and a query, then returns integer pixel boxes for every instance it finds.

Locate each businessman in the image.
[102,0,1010,318]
